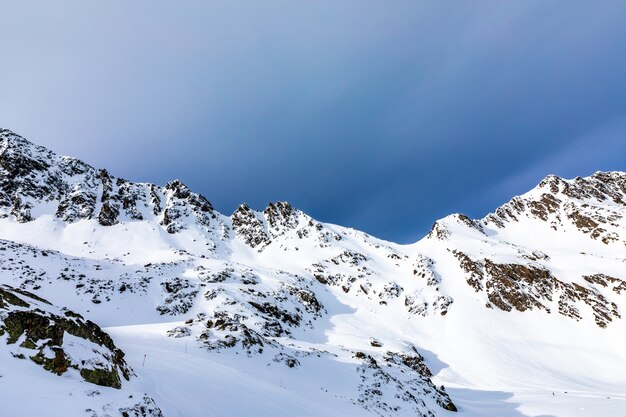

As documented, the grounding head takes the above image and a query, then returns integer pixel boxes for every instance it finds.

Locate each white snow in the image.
[0,132,624,417]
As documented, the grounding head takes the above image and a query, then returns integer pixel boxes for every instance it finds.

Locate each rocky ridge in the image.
[0,128,624,417]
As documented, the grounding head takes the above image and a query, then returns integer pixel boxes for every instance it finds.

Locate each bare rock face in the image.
[427,214,485,241]
[157,277,199,315]
[96,170,147,226]
[483,172,625,245]
[429,172,625,245]
[0,129,219,237]
[231,204,271,249]
[583,274,626,294]
[453,251,621,327]
[116,396,164,417]
[231,200,345,251]
[354,347,457,416]
[55,181,98,222]
[0,285,132,388]
[264,201,300,237]
[161,179,215,233]
[430,172,626,328]
[191,268,325,353]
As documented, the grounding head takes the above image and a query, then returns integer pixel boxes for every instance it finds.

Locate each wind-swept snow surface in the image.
[0,128,624,416]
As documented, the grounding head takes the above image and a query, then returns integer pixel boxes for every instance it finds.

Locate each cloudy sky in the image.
[1,1,625,242]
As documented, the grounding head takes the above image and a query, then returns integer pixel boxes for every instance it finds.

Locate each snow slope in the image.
[0,128,624,417]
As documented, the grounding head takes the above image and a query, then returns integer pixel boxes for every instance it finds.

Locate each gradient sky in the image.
[1,1,625,243]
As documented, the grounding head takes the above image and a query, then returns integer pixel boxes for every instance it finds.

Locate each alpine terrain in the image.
[0,128,624,417]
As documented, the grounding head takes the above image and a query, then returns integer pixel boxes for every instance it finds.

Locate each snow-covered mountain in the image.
[0,128,624,417]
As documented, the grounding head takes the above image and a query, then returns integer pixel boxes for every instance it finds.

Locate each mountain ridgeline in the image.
[0,128,624,417]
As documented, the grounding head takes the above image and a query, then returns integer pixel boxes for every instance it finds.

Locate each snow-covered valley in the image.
[0,128,624,417]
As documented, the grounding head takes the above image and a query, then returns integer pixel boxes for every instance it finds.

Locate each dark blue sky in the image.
[1,1,625,242]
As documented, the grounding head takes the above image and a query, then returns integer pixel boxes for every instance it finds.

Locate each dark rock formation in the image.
[0,284,132,388]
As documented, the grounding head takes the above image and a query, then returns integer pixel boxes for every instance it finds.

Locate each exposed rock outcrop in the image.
[0,284,132,388]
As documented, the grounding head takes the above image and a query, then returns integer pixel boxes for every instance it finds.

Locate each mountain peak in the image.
[0,130,625,417]
[481,172,625,245]
[0,128,31,146]
[0,130,220,234]
[534,171,625,205]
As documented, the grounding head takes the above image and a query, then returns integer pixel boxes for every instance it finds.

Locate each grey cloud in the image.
[1,1,624,242]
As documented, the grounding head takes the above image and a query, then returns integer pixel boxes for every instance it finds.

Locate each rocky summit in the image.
[0,128,624,417]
